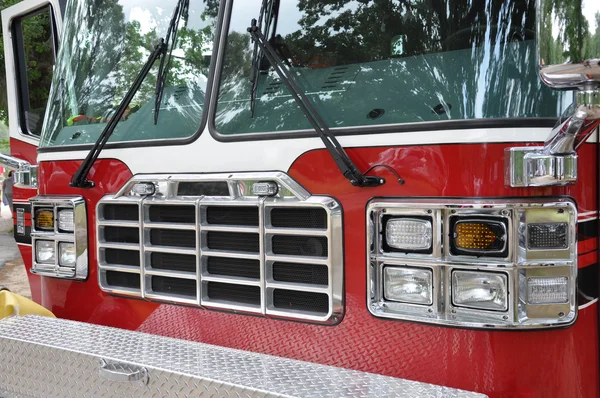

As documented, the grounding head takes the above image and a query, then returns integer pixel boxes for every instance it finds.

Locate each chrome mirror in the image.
[0,153,38,189]
[538,0,600,91]
[505,1,600,188]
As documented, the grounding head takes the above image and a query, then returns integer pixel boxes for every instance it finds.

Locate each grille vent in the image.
[97,174,343,324]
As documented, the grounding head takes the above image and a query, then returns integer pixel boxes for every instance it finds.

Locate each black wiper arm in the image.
[154,0,189,124]
[70,40,166,189]
[247,20,384,188]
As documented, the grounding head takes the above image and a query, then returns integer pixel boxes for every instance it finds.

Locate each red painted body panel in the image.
[34,142,599,398]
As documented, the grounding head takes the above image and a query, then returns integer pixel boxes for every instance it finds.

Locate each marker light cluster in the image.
[368,199,577,329]
[31,196,88,280]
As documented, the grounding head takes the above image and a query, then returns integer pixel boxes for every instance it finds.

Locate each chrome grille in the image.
[97,173,343,324]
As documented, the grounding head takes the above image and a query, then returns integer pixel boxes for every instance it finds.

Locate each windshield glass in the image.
[214,0,577,136]
[40,0,220,147]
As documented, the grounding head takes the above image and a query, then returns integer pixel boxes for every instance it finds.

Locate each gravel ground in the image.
[0,204,31,298]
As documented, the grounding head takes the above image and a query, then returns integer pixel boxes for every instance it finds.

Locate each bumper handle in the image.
[99,359,149,385]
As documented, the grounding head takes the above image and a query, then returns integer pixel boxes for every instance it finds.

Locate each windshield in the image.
[214,0,577,136]
[40,0,220,147]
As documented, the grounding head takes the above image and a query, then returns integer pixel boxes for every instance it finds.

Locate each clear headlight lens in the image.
[385,218,432,251]
[36,240,55,263]
[58,209,75,232]
[384,267,432,305]
[59,242,76,267]
[452,271,508,311]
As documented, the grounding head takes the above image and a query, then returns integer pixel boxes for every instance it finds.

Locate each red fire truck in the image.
[0,0,598,396]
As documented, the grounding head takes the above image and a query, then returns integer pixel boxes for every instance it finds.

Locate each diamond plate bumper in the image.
[0,316,486,397]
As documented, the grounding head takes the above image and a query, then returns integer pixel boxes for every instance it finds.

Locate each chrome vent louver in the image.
[96,173,343,324]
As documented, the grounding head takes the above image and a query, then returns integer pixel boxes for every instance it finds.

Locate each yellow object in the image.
[0,291,55,319]
[455,222,499,250]
[36,209,54,229]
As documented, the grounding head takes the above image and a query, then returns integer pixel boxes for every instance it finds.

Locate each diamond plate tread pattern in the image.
[0,315,484,398]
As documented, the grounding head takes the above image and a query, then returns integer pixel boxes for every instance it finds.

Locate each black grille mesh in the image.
[151,252,196,273]
[272,262,328,285]
[103,227,139,244]
[272,235,328,257]
[104,249,139,267]
[207,282,260,305]
[106,271,140,289]
[150,229,196,248]
[152,276,196,297]
[206,231,259,253]
[271,208,327,229]
[207,257,260,279]
[149,205,195,224]
[273,289,329,314]
[178,182,229,196]
[102,204,138,221]
[206,206,259,226]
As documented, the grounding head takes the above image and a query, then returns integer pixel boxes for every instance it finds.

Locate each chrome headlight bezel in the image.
[367,198,577,330]
[31,196,88,280]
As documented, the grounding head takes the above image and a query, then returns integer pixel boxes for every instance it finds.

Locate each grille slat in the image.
[98,177,341,324]
[273,289,329,315]
[206,206,259,226]
[207,231,260,253]
[150,229,196,248]
[207,257,260,279]
[272,235,328,257]
[149,205,195,224]
[207,282,260,306]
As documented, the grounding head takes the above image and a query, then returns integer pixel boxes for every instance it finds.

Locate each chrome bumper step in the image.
[0,316,486,397]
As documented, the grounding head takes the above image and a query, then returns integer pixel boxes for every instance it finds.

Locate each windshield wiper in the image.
[154,0,189,124]
[70,1,186,188]
[247,20,384,187]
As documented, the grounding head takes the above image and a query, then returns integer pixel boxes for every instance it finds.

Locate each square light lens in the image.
[384,267,433,305]
[35,208,54,230]
[452,271,508,311]
[35,240,55,264]
[527,223,568,249]
[527,276,569,304]
[58,209,75,232]
[385,218,432,251]
[59,242,76,267]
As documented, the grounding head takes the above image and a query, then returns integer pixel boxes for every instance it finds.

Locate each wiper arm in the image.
[154,0,189,124]
[247,20,384,187]
[70,40,166,188]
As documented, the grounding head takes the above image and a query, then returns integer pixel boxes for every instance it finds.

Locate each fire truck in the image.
[0,0,598,396]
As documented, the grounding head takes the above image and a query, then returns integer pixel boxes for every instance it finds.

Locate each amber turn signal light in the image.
[452,219,507,254]
[35,209,54,230]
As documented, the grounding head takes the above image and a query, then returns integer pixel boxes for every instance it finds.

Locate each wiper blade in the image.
[154,0,190,124]
[70,40,166,188]
[247,20,384,188]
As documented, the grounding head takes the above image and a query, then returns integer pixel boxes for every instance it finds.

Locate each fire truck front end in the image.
[0,0,599,396]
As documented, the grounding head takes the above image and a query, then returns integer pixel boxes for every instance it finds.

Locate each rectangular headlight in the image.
[59,242,76,267]
[452,270,508,311]
[384,267,432,305]
[385,218,432,251]
[36,240,55,264]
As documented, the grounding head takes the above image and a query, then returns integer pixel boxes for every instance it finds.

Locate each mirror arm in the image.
[0,153,38,189]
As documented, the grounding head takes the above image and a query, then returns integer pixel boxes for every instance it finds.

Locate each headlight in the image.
[384,267,432,305]
[31,196,87,280]
[368,198,577,329]
[35,240,55,263]
[59,242,76,267]
[452,271,508,311]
